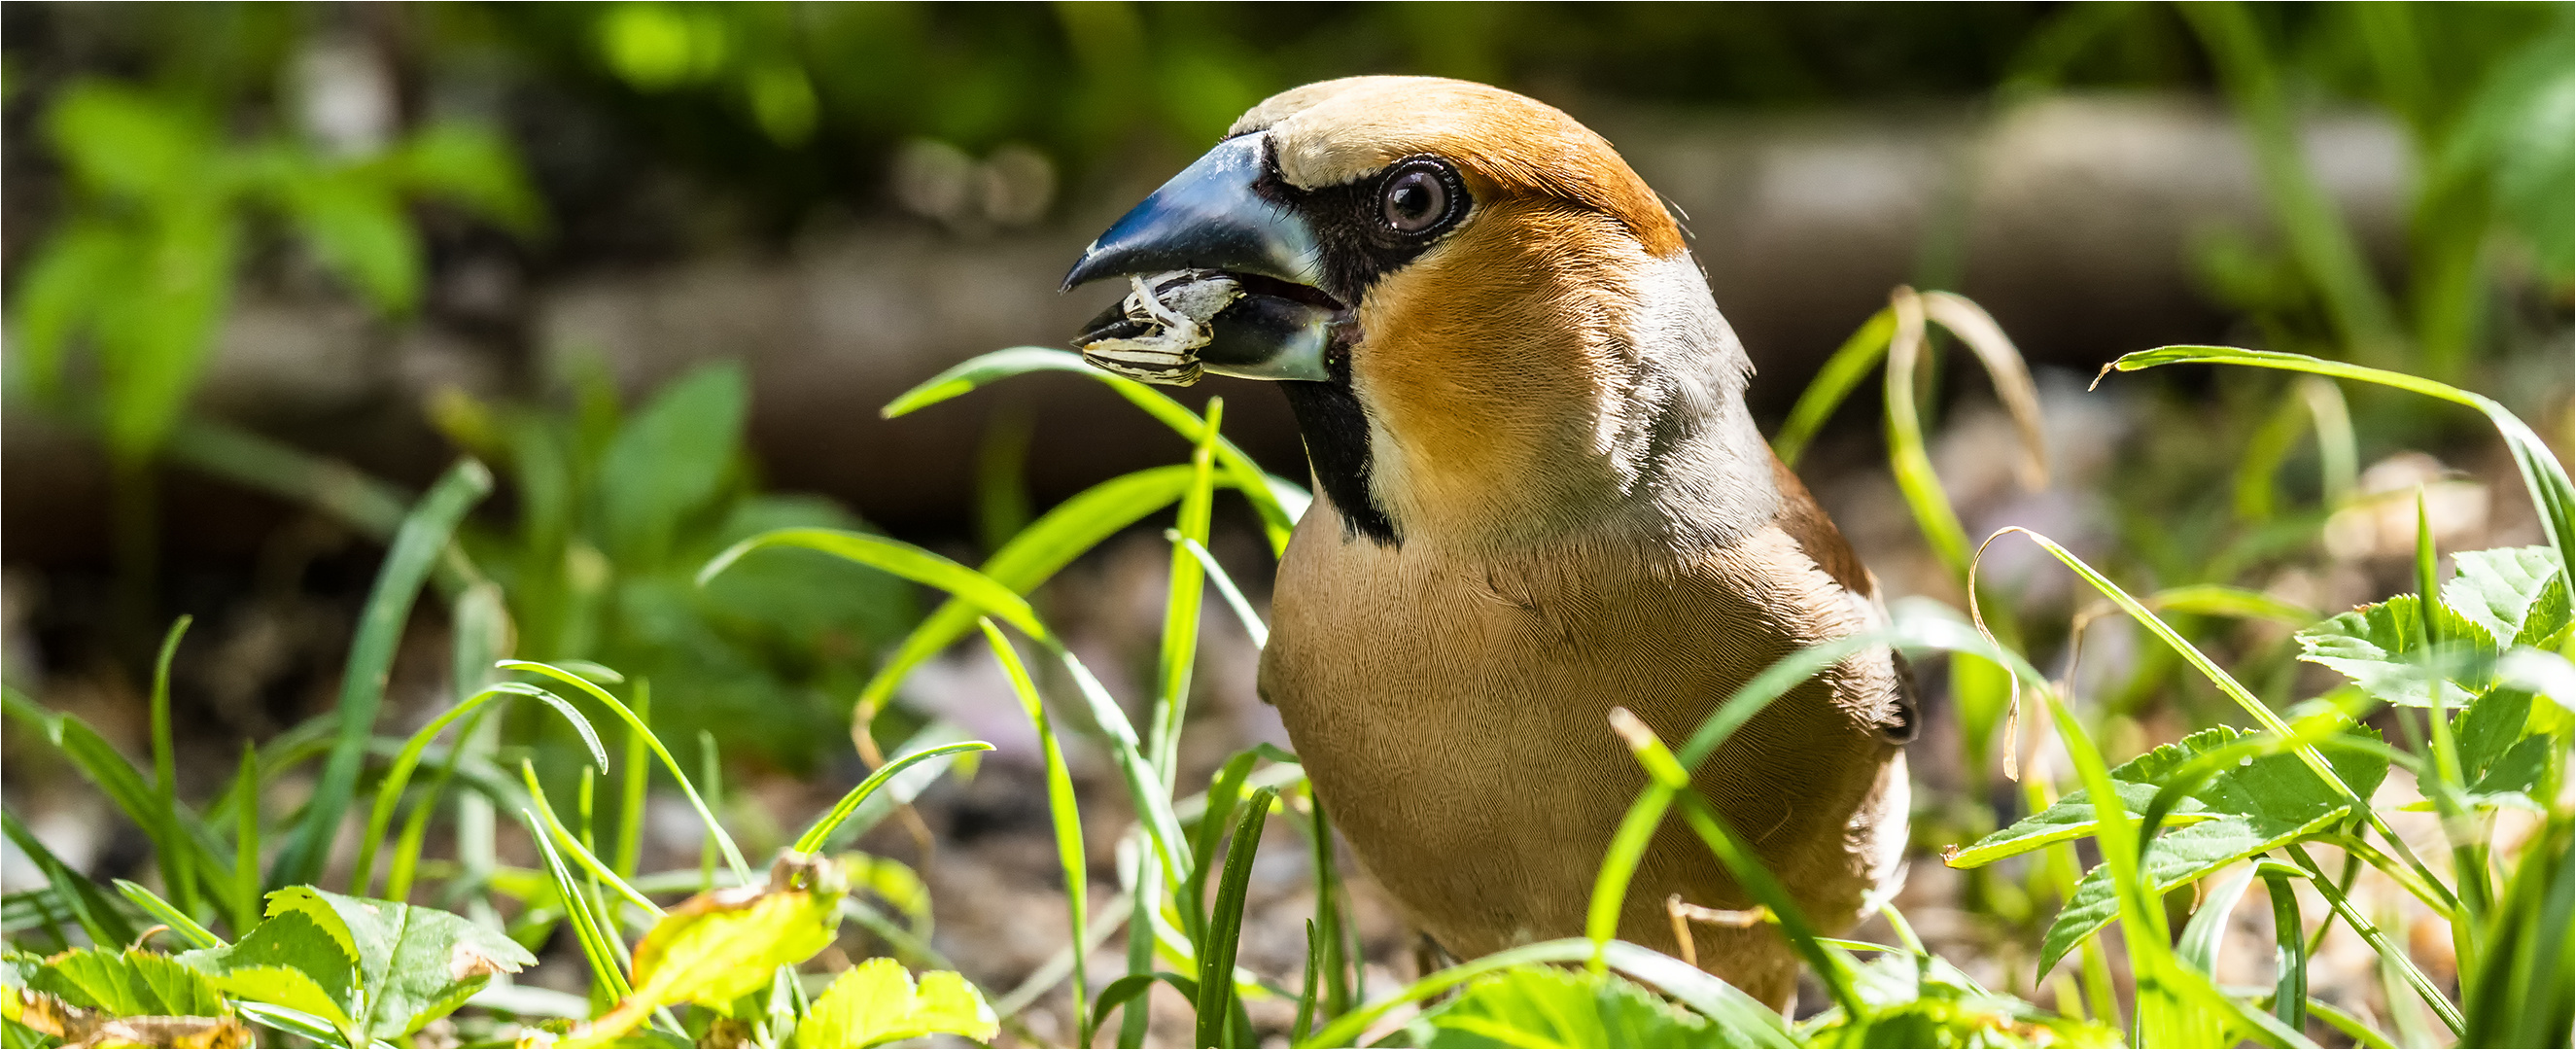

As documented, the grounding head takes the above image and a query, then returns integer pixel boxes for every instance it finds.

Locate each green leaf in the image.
[791,958,998,1049]
[182,887,534,1043]
[597,361,749,567]
[701,528,1044,642]
[94,206,237,463]
[5,219,124,396]
[1411,965,1716,1049]
[29,948,227,1018]
[48,82,216,204]
[2032,724,2388,976]
[390,121,545,237]
[1946,780,2219,868]
[178,910,360,1033]
[276,164,420,314]
[2444,546,2571,648]
[2296,594,2494,707]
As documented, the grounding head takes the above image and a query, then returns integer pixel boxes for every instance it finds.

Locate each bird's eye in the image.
[1381,167,1449,233]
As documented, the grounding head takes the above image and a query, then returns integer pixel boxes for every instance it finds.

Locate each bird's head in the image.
[1067,77,1770,552]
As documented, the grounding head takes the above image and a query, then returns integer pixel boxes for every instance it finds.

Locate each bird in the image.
[1062,76,1914,1008]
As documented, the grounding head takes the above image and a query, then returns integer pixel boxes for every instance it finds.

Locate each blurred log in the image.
[5,93,2408,553]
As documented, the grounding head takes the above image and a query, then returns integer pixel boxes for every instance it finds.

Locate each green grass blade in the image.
[1186,752,1261,944]
[1606,709,1863,1019]
[1773,307,1894,467]
[847,465,1201,750]
[1977,526,2461,917]
[0,688,232,928]
[2103,344,2575,593]
[792,740,995,856]
[520,799,633,1001]
[1885,290,1974,577]
[2142,584,2319,627]
[349,682,603,895]
[502,660,750,882]
[1197,788,1273,1048]
[615,681,649,879]
[880,346,1305,549]
[146,615,197,921]
[1152,400,1225,790]
[1299,937,1797,1050]
[2176,863,2259,975]
[696,731,722,892]
[2261,866,2308,1032]
[0,810,133,947]
[111,878,220,950]
[383,716,474,903]
[702,527,1047,640]
[274,458,492,888]
[977,618,1092,1038]
[2305,996,2396,1049]
[2462,808,2572,1048]
[1293,919,1321,1043]
[230,742,260,931]
[1172,534,1269,649]
[520,763,665,921]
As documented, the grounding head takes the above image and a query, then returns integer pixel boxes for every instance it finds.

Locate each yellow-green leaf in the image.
[791,958,998,1049]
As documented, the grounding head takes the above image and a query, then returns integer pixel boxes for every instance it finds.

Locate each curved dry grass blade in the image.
[1922,291,2049,491]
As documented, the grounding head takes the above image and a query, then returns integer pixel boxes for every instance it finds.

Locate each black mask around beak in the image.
[1063,132,1339,385]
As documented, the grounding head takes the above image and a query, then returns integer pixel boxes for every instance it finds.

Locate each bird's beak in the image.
[1063,132,1340,384]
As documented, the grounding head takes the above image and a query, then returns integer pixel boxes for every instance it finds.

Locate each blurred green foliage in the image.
[6,80,537,464]
[431,362,919,771]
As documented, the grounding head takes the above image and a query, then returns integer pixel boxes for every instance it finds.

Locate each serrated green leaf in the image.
[1410,964,1715,1049]
[2297,594,2494,706]
[2455,686,2537,782]
[791,958,997,1049]
[2030,724,2386,976]
[1949,781,2217,868]
[2445,547,2570,648]
[183,887,534,1043]
[178,911,358,1033]
[29,949,226,1018]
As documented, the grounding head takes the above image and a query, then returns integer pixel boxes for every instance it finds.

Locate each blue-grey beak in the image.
[1062,132,1326,292]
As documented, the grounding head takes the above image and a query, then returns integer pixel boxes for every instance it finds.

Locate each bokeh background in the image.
[3,2,2569,1042]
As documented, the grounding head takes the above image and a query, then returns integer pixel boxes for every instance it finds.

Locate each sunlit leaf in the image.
[790,958,998,1048]
[581,853,848,1042]
[1409,965,1716,1048]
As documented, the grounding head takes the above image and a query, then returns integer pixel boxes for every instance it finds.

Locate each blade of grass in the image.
[230,743,259,931]
[350,682,605,895]
[1197,787,1273,1048]
[0,810,133,947]
[1606,709,1865,1020]
[1152,399,1226,791]
[1974,526,2457,915]
[1773,308,1894,468]
[697,731,721,892]
[0,688,233,929]
[383,718,472,903]
[1171,533,1269,649]
[2176,863,2260,975]
[1299,938,1798,1050]
[2285,842,2465,1033]
[110,879,219,950]
[1186,752,1260,945]
[522,800,633,1002]
[145,615,197,921]
[977,618,1091,1037]
[520,763,664,921]
[791,739,995,856]
[845,465,1203,763]
[2261,865,2308,1032]
[502,660,749,881]
[615,681,650,879]
[1920,291,2050,492]
[274,458,492,888]
[2102,345,2575,595]
[879,346,1306,549]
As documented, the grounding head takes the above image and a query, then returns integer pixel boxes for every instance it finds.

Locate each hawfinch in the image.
[1064,77,1913,1007]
